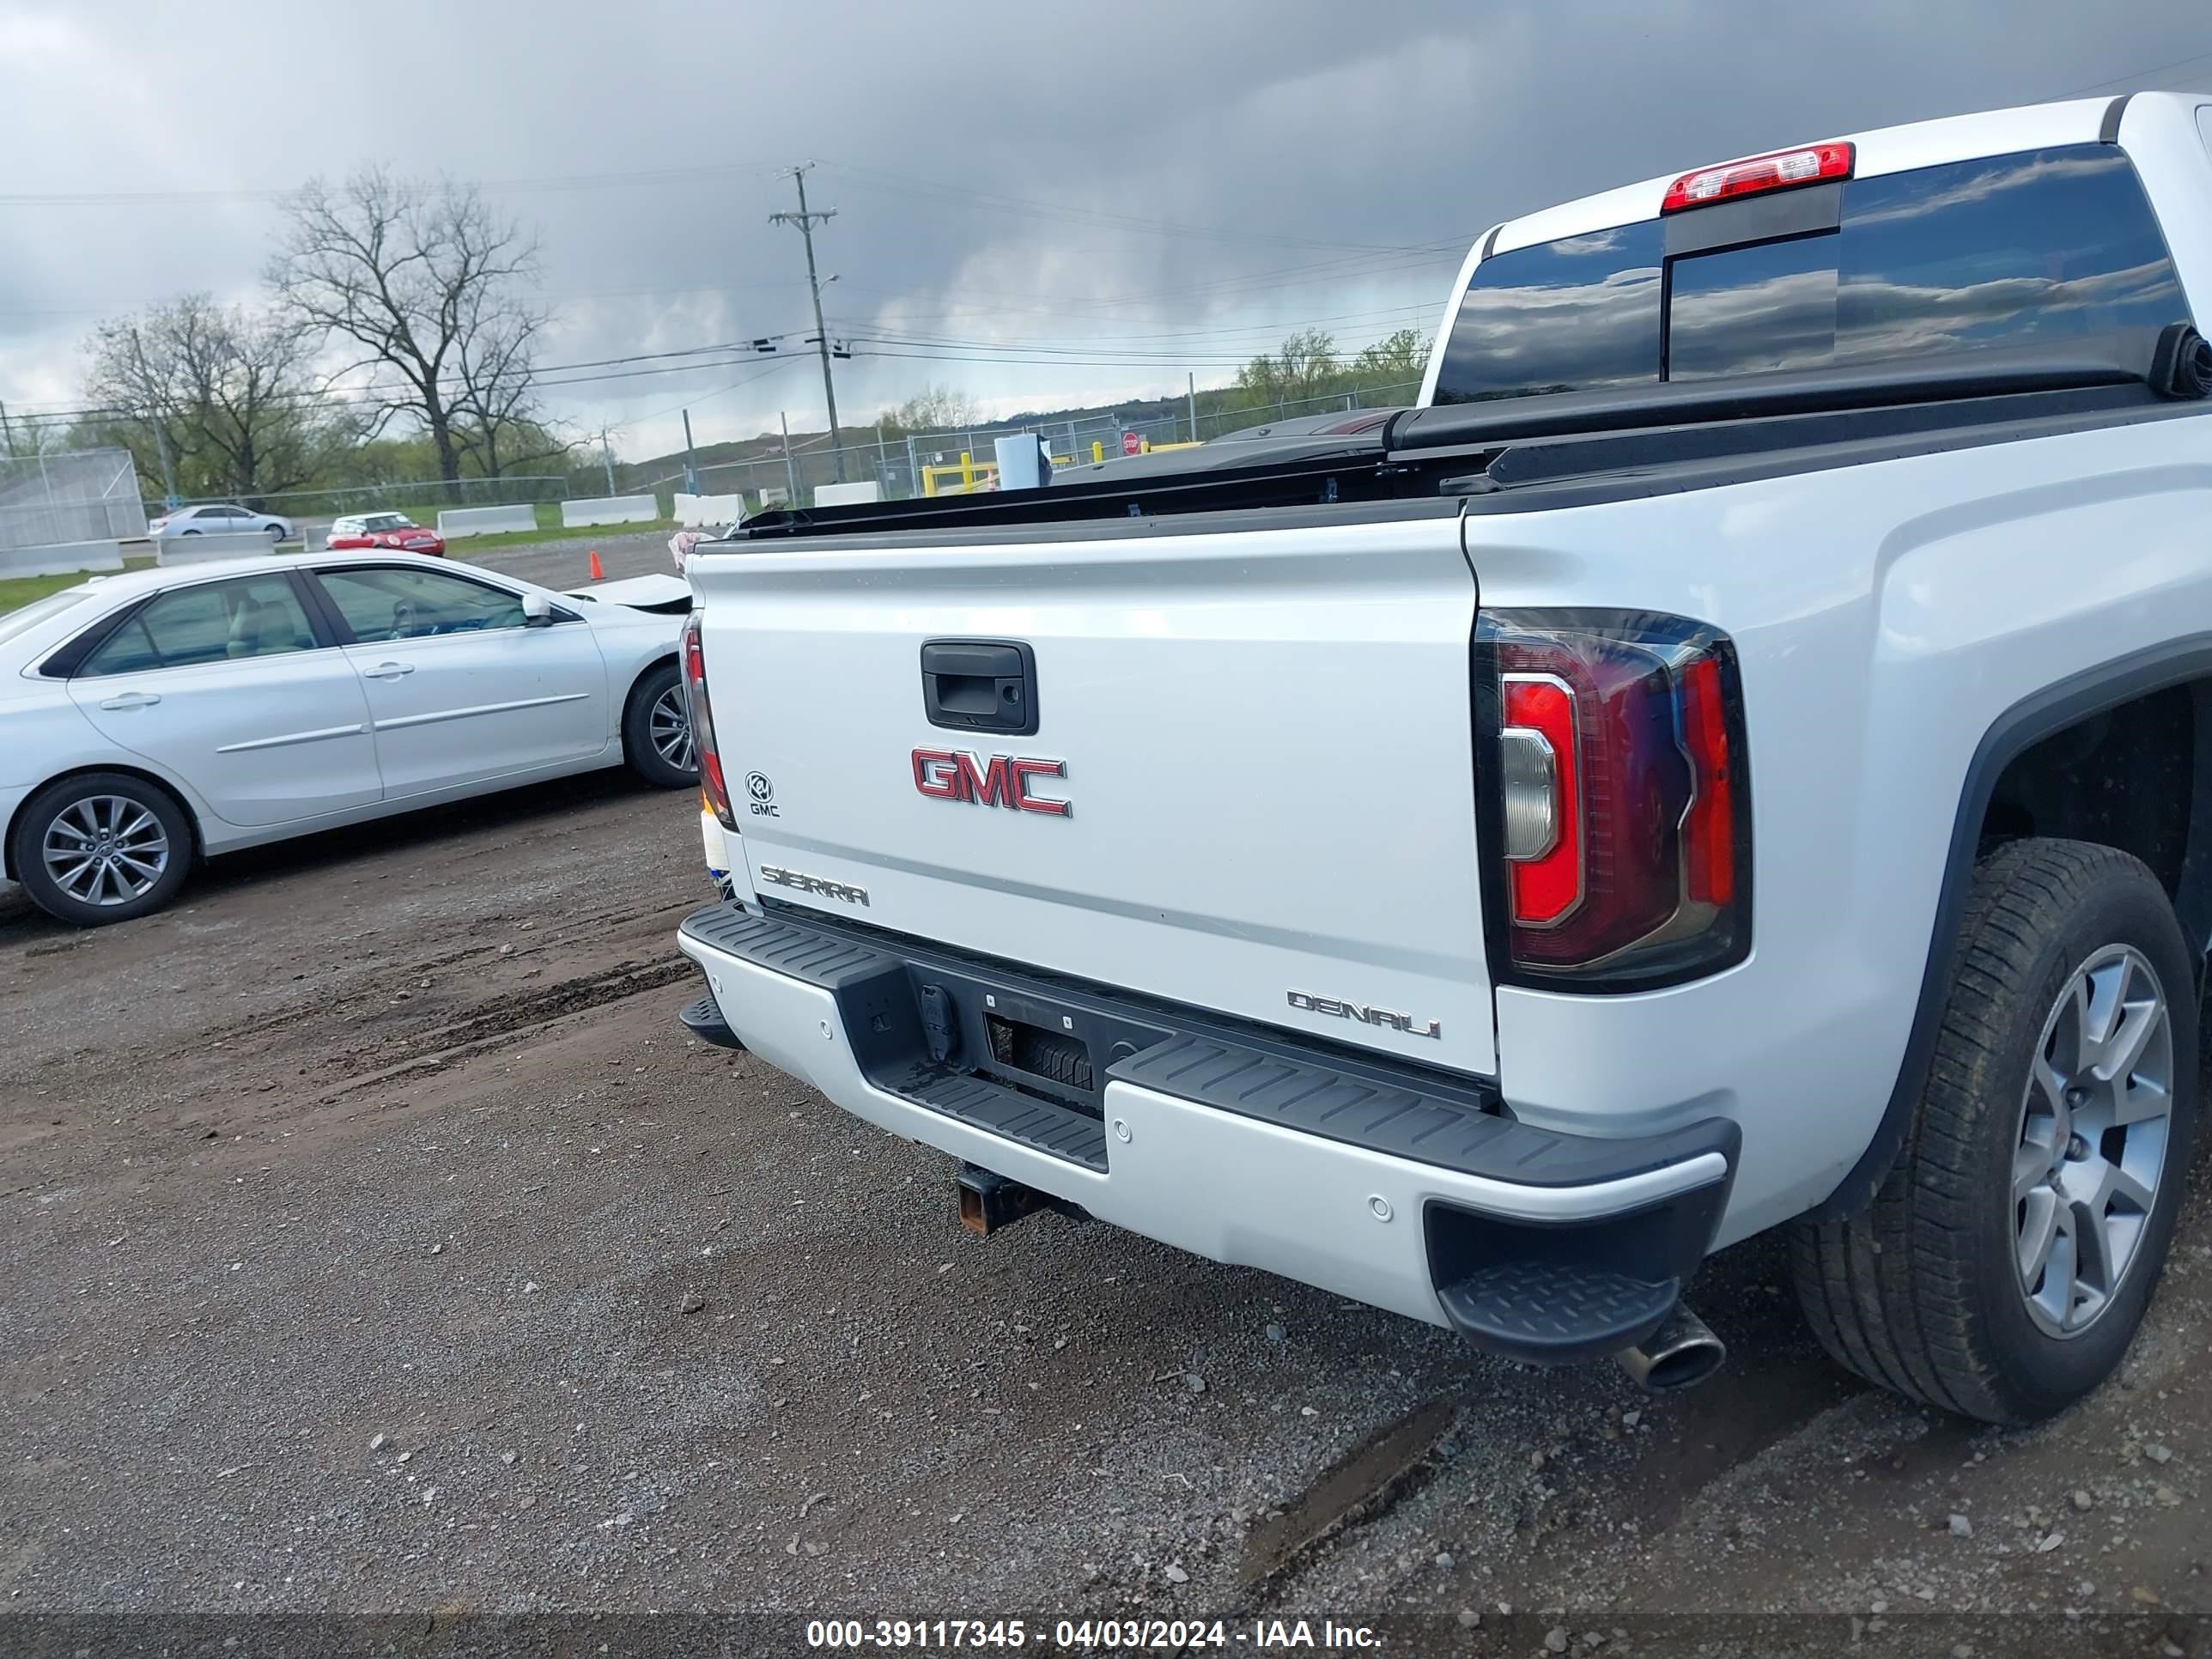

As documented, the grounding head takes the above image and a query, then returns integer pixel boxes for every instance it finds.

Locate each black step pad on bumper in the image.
[678,992,744,1052]
[1434,1261,1678,1364]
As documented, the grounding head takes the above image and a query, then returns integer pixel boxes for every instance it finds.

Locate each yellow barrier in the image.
[925,437,1207,494]
[920,452,999,497]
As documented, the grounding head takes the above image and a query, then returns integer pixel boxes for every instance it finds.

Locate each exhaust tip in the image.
[1615,1304,1727,1395]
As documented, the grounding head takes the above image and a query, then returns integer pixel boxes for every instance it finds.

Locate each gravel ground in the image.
[3,531,2209,1656]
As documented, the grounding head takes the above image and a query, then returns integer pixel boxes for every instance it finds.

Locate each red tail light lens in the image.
[683,613,738,830]
[1480,610,1749,988]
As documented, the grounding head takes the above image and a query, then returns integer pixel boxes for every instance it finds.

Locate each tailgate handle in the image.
[921,639,1039,737]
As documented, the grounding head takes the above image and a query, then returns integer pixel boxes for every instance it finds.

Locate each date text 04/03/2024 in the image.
[804,1619,1381,1649]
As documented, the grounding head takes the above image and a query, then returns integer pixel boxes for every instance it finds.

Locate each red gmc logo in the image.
[911,749,1072,817]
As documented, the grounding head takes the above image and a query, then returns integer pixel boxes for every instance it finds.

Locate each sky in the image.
[1,0,2208,467]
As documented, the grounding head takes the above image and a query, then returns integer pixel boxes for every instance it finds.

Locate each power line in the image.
[768,164,847,482]
[2043,43,2212,100]
[836,301,1438,352]
[1,342,817,423]
[819,161,1434,256]
[0,160,792,210]
[623,355,805,430]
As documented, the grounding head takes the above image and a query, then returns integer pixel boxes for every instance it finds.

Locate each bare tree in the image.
[268,167,545,483]
[85,295,324,501]
[448,289,571,479]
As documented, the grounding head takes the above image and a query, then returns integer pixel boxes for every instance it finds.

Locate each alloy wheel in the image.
[649,684,696,773]
[41,795,171,907]
[2012,944,2173,1339]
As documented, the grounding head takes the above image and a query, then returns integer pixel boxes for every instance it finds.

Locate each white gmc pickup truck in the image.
[675,93,2212,1424]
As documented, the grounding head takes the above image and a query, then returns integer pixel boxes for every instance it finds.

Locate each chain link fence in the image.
[0,447,148,551]
[146,473,574,531]
[683,381,1425,508]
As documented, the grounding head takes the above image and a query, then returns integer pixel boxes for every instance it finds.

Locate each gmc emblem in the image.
[911,749,1072,817]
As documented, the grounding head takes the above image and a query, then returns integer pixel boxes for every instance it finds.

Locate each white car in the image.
[0,550,696,926]
[147,503,294,542]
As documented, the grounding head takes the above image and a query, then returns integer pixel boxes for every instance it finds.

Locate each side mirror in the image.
[521,592,553,629]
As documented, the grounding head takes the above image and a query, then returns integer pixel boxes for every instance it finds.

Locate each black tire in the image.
[1790,839,2198,1423]
[9,771,194,927]
[268,522,285,540]
[621,661,696,789]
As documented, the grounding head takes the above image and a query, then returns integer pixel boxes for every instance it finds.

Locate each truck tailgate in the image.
[690,512,1494,1075]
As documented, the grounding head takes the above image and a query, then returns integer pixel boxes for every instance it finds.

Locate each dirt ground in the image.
[3,534,2209,1656]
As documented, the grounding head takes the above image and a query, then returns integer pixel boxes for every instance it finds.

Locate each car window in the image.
[316,566,529,642]
[77,575,319,677]
[1431,222,1666,404]
[1670,145,2187,380]
[1434,143,2189,402]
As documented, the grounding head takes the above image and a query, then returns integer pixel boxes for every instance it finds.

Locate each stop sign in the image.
[1121,429,1141,456]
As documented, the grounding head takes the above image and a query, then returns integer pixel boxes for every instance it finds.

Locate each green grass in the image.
[439,514,679,554]
[0,558,155,617]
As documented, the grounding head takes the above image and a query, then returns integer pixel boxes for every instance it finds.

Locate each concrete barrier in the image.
[560,495,659,529]
[813,481,884,507]
[155,532,277,565]
[437,504,539,538]
[0,539,126,580]
[674,492,747,526]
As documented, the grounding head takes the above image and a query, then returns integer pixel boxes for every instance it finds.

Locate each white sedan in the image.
[147,502,295,542]
[0,551,696,927]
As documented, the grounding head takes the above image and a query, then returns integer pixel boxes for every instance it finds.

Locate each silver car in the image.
[0,551,696,926]
[147,502,295,542]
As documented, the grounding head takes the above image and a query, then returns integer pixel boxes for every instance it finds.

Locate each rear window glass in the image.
[1432,144,2188,404]
[1431,223,1665,404]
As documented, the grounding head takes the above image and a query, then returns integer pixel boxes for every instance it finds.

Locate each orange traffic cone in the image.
[587,549,605,581]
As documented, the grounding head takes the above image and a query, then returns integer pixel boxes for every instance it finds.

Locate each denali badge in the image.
[911,749,1072,817]
[1286,989,1441,1040]
[758,864,870,907]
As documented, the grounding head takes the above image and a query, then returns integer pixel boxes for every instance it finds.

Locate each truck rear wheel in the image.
[1790,838,2197,1424]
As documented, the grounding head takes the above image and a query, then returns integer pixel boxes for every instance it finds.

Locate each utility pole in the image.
[769,163,847,482]
[126,324,179,508]
[599,426,618,495]
[682,409,700,495]
[1188,373,1198,443]
[780,410,800,504]
[0,398,13,459]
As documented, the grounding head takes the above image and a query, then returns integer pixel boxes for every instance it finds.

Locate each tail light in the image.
[1480,610,1749,989]
[1662,141,1853,213]
[683,613,738,830]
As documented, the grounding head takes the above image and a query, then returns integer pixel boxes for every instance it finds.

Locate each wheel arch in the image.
[1808,632,2212,1221]
[4,763,206,883]
[620,650,683,716]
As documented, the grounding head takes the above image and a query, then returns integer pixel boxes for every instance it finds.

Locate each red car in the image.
[324,512,447,556]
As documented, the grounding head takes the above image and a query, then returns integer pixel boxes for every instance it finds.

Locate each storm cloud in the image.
[0,0,2205,459]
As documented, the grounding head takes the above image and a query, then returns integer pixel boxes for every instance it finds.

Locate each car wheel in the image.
[1790,838,2197,1424]
[622,662,696,788]
[181,527,201,536]
[268,523,285,540]
[9,772,193,927]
